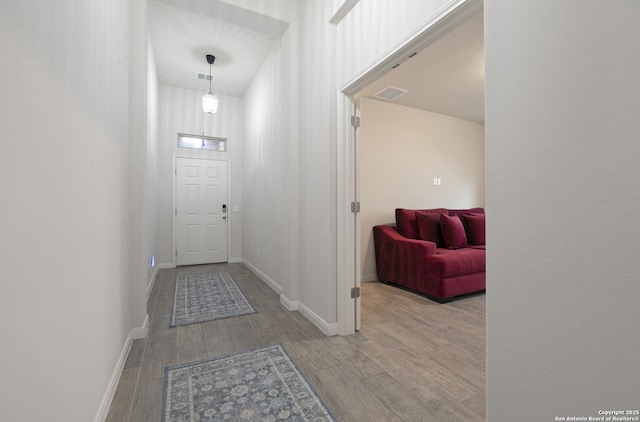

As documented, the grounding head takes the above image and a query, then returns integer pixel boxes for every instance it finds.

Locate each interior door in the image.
[176,158,228,266]
[353,99,362,331]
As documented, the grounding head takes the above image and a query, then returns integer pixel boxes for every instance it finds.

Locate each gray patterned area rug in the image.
[171,272,255,327]
[162,344,336,422]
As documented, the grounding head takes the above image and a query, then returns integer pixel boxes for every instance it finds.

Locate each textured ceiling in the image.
[357,12,485,123]
[149,0,285,96]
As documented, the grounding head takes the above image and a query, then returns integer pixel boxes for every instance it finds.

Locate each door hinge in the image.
[351,116,360,128]
[351,201,360,213]
[351,286,361,299]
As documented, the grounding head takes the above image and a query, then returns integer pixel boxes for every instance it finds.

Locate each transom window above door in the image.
[178,133,227,152]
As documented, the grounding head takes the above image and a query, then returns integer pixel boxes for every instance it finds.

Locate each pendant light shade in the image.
[202,92,218,114]
[202,54,218,114]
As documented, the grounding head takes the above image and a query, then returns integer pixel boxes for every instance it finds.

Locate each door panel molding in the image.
[174,156,230,266]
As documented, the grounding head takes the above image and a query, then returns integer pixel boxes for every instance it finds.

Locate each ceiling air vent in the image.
[374,86,408,101]
[197,72,214,81]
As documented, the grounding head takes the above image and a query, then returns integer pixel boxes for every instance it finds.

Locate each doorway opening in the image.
[336,0,485,335]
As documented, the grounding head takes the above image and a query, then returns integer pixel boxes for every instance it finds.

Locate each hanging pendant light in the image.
[202,54,218,114]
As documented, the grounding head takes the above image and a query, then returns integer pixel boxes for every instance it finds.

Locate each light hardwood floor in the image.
[106,263,485,421]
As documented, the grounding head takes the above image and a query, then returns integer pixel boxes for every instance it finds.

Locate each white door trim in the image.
[172,154,231,266]
[335,0,483,335]
[336,94,355,335]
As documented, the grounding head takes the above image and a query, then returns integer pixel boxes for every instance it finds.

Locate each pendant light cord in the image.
[209,62,212,94]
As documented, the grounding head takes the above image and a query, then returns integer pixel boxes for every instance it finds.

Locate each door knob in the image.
[222,215,227,220]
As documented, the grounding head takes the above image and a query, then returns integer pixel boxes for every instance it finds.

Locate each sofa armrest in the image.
[373,225,436,291]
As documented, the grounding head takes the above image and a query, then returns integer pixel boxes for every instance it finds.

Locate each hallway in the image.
[106,263,485,421]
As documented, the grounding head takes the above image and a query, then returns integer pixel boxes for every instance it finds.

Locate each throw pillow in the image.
[415,211,446,246]
[395,208,417,239]
[396,208,447,240]
[462,213,486,245]
[440,214,467,249]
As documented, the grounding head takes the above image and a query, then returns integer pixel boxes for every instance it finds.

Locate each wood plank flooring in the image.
[106,263,485,421]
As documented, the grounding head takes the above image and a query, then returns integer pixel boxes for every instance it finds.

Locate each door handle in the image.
[222,215,227,220]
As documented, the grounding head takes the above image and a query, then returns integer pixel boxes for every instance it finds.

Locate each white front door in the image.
[176,158,228,266]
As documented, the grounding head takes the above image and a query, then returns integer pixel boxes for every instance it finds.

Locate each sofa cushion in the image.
[396,208,447,240]
[440,214,467,249]
[462,213,486,245]
[468,245,486,250]
[415,211,446,246]
[425,248,485,277]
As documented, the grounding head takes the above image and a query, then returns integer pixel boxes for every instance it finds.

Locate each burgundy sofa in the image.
[373,207,486,303]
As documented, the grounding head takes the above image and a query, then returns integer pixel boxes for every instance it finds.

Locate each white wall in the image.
[236,0,340,328]
[0,1,152,421]
[129,0,154,315]
[336,0,451,86]
[241,0,342,330]
[360,98,485,280]
[242,27,297,302]
[146,35,160,289]
[486,1,640,419]
[297,0,339,326]
[157,86,244,265]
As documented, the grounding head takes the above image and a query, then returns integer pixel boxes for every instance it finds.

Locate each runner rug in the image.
[162,344,336,421]
[171,271,255,327]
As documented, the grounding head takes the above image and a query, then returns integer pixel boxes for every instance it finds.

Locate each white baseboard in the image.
[361,273,378,282]
[298,302,338,336]
[146,267,160,300]
[279,295,337,335]
[280,294,298,311]
[241,259,282,294]
[93,314,148,422]
[228,257,242,264]
[131,314,149,340]
[241,259,337,337]
[147,263,175,300]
